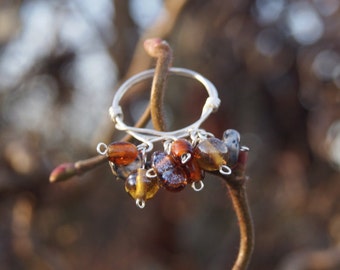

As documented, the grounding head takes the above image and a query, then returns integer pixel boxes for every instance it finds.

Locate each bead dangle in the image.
[97,67,249,208]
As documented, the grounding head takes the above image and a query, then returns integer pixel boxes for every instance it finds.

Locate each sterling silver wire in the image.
[109,67,221,149]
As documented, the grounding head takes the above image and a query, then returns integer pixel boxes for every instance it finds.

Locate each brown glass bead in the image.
[170,139,193,163]
[184,158,204,182]
[125,168,159,201]
[106,141,138,166]
[109,155,142,180]
[170,140,204,183]
[151,151,188,192]
[193,138,228,171]
[161,167,188,191]
[151,151,175,173]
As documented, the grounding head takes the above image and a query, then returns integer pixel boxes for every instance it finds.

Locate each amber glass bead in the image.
[193,138,228,171]
[125,168,159,201]
[106,141,138,166]
[110,155,142,180]
[151,151,188,192]
[184,158,204,182]
[151,151,175,173]
[222,129,240,167]
[170,139,193,164]
[160,167,188,192]
[169,139,204,182]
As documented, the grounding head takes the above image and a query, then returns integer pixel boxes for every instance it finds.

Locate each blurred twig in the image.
[277,245,340,270]
[123,0,188,78]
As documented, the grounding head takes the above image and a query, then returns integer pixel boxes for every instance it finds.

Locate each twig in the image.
[49,38,172,182]
[144,38,172,131]
[227,183,254,270]
[214,150,254,270]
[49,155,107,183]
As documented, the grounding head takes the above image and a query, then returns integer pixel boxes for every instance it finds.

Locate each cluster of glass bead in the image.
[97,129,246,208]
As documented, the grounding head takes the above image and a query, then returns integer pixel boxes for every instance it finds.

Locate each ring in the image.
[109,67,221,148]
[96,67,248,208]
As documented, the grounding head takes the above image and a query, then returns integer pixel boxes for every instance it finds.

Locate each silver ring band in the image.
[109,67,221,148]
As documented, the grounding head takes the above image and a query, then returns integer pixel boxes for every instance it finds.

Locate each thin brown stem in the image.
[214,150,254,269]
[144,38,172,131]
[116,38,173,139]
[49,155,107,183]
[227,182,254,270]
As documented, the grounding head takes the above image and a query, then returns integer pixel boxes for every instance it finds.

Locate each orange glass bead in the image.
[106,141,138,166]
[110,155,142,180]
[170,139,204,183]
[125,168,159,202]
[151,151,188,192]
[170,139,193,164]
[193,138,228,171]
[184,158,204,182]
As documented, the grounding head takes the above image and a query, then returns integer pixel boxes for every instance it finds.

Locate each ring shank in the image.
[110,67,220,145]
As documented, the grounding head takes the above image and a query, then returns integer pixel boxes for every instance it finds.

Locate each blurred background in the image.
[1,0,340,269]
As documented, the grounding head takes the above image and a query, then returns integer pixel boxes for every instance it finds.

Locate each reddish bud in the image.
[144,38,171,58]
[49,163,77,183]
